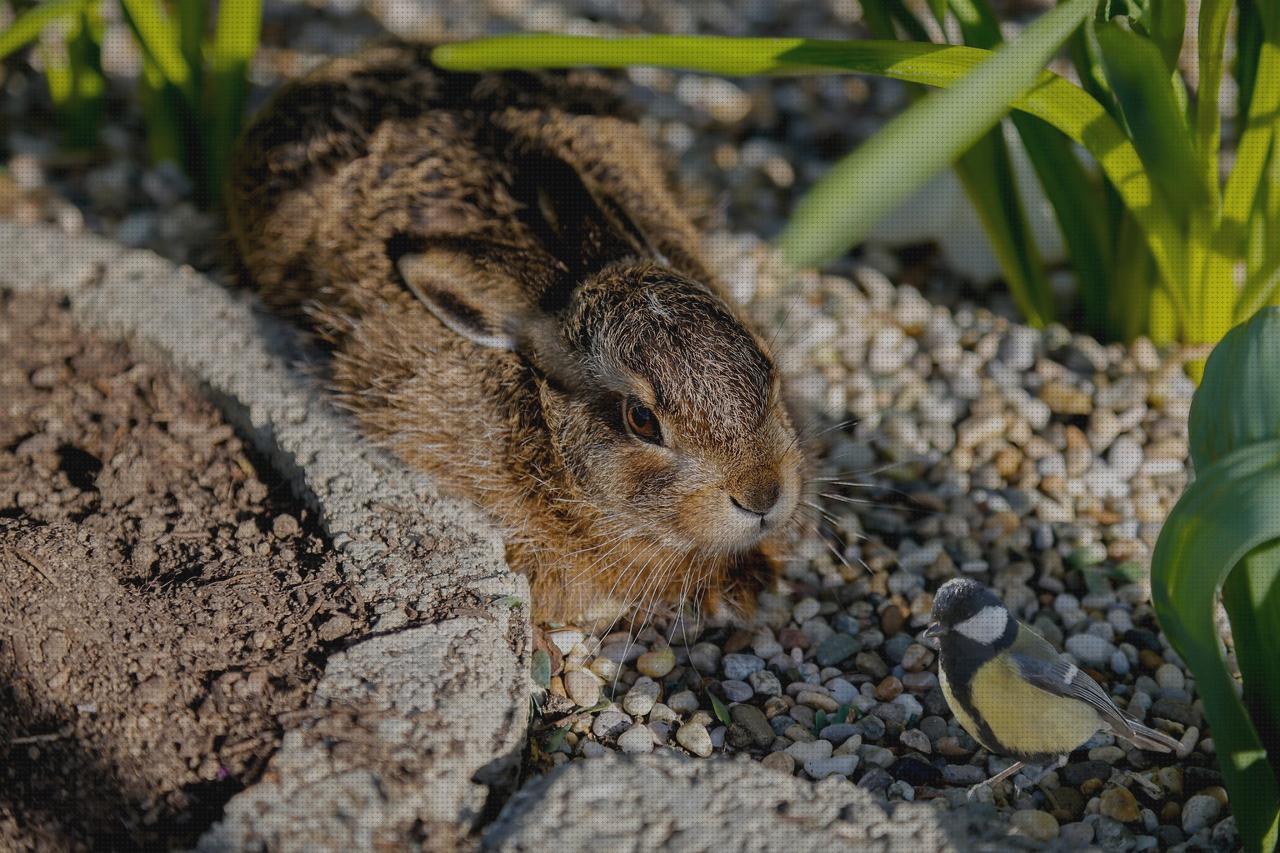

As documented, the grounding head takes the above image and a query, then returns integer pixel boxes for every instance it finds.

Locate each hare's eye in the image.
[624,398,663,445]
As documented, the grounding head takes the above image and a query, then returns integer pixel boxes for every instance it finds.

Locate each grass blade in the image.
[952,0,1114,336]
[1236,253,1280,321]
[1220,25,1280,256]
[1149,0,1188,72]
[206,0,261,204]
[0,0,88,59]
[1195,0,1233,196]
[41,6,105,149]
[118,0,192,100]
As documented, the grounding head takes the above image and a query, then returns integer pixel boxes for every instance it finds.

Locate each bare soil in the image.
[0,289,371,851]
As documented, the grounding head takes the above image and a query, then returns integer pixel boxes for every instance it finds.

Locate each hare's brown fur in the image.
[229,42,803,623]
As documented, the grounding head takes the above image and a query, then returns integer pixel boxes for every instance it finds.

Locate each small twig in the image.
[9,730,69,745]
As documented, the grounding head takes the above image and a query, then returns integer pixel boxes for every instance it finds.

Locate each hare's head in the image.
[396,249,804,557]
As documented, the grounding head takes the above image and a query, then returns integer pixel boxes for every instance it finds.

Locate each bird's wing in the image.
[1007,624,1133,737]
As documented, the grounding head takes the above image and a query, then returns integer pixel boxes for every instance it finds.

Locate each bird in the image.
[926,577,1181,793]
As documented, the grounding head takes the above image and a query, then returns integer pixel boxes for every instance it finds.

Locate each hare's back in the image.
[228,41,633,313]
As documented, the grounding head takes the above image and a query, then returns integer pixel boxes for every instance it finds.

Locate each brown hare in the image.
[228,41,806,624]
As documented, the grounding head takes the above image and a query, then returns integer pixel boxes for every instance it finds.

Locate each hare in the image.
[228,42,806,624]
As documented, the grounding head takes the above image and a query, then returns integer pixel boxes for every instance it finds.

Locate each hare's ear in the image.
[396,247,586,387]
[396,248,529,350]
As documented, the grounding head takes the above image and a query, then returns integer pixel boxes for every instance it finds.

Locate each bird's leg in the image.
[967,760,1025,800]
[1013,755,1067,795]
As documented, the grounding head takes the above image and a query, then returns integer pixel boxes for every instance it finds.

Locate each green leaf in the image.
[531,649,552,689]
[951,0,1114,335]
[1156,307,1280,852]
[0,0,89,60]
[709,691,732,727]
[1152,438,1280,853]
[1095,22,1210,217]
[1191,308,1280,465]
[1221,543,1280,778]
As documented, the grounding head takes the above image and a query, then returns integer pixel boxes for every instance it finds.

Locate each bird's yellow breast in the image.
[940,656,1102,757]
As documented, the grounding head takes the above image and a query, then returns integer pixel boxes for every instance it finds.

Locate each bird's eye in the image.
[624,398,663,445]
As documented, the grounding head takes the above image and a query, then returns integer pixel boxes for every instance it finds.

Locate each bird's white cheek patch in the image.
[955,605,1009,644]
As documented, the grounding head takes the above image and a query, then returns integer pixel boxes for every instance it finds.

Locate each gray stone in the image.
[815,633,860,667]
[1181,794,1222,834]
[618,725,655,754]
[482,752,1022,851]
[748,669,783,697]
[804,755,859,780]
[723,653,766,681]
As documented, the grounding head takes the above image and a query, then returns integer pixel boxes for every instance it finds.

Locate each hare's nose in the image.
[730,481,781,518]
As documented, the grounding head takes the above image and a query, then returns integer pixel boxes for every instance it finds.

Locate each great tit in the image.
[927,578,1180,790]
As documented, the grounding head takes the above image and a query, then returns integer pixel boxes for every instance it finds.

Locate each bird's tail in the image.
[1119,719,1181,753]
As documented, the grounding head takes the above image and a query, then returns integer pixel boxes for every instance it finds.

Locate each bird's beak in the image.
[924,622,946,638]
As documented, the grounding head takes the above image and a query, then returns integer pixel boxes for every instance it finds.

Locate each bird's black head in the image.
[926,578,1014,646]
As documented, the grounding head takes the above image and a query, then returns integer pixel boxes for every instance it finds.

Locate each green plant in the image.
[1151,306,1280,853]
[1,0,262,206]
[435,0,1280,375]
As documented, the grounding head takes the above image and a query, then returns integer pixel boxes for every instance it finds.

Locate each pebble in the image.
[899,728,931,754]
[1180,794,1222,834]
[942,764,985,785]
[1011,810,1060,841]
[815,633,860,667]
[1066,633,1115,668]
[731,704,774,748]
[1060,821,1095,846]
[564,669,602,708]
[805,755,859,779]
[636,648,675,678]
[676,722,714,758]
[617,725,654,754]
[818,723,859,746]
[688,643,721,674]
[591,710,632,740]
[622,678,660,717]
[1100,786,1141,823]
[762,751,795,774]
[785,740,833,764]
[667,691,700,715]
[723,653,765,681]
[1154,663,1185,691]
[721,680,754,703]
[748,669,782,697]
